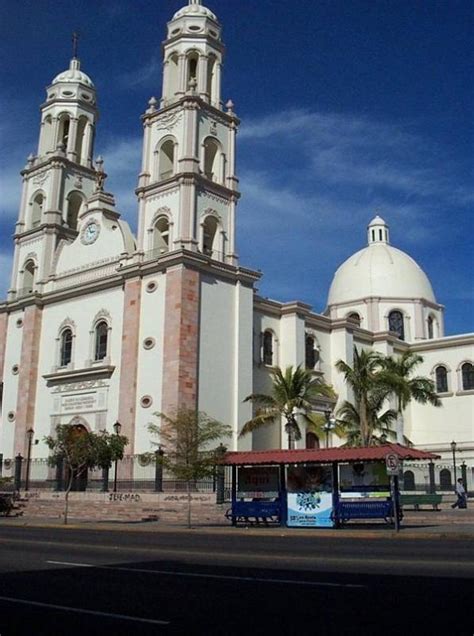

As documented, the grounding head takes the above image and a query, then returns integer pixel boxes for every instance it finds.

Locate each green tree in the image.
[379,351,441,443]
[45,425,128,524]
[149,408,231,528]
[240,365,335,448]
[336,396,397,447]
[335,347,390,446]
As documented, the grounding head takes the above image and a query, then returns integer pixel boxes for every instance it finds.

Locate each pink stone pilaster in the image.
[117,279,142,465]
[161,265,200,414]
[14,305,43,456]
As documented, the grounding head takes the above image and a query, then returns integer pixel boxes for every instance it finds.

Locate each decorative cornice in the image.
[43,364,115,385]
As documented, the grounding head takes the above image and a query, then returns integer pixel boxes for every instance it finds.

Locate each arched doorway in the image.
[439,468,452,491]
[403,470,416,491]
[64,423,89,492]
[305,432,320,449]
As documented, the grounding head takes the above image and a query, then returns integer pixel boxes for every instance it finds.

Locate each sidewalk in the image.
[1,507,473,540]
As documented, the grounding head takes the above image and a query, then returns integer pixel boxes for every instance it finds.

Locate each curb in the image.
[1,518,473,541]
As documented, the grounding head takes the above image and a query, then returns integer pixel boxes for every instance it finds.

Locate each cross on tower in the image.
[72,32,79,59]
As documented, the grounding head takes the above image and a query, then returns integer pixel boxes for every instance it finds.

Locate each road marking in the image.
[46,560,367,588]
[0,594,170,625]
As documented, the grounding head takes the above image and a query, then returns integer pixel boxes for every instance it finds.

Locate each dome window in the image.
[188,25,201,31]
[462,363,474,391]
[435,366,448,393]
[388,310,405,341]
[348,312,361,326]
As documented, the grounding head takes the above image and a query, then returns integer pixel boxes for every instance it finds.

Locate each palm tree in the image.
[337,395,397,447]
[335,348,388,446]
[240,365,335,448]
[379,351,441,443]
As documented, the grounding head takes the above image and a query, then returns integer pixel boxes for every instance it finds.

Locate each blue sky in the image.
[0,0,472,334]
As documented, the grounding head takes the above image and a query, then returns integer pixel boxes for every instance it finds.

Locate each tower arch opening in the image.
[75,116,88,163]
[153,216,170,254]
[58,113,71,149]
[66,192,84,230]
[30,192,45,228]
[158,138,176,181]
[203,137,224,183]
[202,215,218,257]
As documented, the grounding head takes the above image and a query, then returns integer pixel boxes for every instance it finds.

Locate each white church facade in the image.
[0,0,472,488]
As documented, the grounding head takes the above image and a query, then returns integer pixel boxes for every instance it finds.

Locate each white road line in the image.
[46,560,367,588]
[0,594,170,625]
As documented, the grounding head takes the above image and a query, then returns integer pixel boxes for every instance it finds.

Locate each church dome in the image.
[173,1,217,21]
[52,58,94,88]
[327,216,436,306]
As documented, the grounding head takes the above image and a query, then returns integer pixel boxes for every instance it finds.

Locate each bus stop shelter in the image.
[223,443,440,529]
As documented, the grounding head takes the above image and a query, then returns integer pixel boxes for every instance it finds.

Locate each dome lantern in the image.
[368,215,389,245]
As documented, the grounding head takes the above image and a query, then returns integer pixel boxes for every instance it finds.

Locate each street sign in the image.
[385,453,399,475]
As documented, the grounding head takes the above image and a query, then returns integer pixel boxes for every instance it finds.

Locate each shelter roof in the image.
[222,443,439,466]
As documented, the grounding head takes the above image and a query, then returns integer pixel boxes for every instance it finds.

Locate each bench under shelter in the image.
[222,443,440,529]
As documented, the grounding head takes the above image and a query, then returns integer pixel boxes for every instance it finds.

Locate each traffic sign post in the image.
[386,453,401,532]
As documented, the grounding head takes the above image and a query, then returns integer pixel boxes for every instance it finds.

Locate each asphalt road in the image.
[0,525,472,635]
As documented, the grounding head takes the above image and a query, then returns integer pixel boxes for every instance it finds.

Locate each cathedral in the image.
[0,0,472,488]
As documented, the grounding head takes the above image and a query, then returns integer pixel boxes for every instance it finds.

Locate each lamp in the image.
[25,428,34,491]
[113,421,122,492]
[450,440,457,488]
[324,412,336,449]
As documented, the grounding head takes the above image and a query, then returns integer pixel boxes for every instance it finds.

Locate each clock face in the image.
[81,221,100,245]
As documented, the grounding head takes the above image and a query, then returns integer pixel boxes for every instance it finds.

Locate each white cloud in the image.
[0,248,13,299]
[119,55,162,89]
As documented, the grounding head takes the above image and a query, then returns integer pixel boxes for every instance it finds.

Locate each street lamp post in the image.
[450,440,457,489]
[25,428,34,492]
[324,412,336,449]
[113,421,122,493]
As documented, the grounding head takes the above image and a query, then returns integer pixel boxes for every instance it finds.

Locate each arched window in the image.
[263,330,273,366]
[403,470,415,491]
[348,312,361,326]
[41,115,54,154]
[207,56,217,103]
[58,114,70,149]
[203,138,222,182]
[187,53,199,88]
[305,432,320,449]
[158,139,175,181]
[305,335,316,369]
[94,321,108,362]
[22,260,35,293]
[31,193,44,228]
[66,192,83,230]
[202,216,218,257]
[435,366,448,393]
[153,216,170,254]
[388,310,405,341]
[427,315,434,339]
[439,468,452,490]
[462,362,474,391]
[60,328,73,367]
[75,116,88,162]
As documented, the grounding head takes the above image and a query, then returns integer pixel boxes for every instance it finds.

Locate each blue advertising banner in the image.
[287,491,334,528]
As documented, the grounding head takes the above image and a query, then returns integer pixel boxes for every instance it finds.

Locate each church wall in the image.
[0,311,24,458]
[404,342,474,446]
[198,274,240,443]
[134,272,166,453]
[32,287,125,459]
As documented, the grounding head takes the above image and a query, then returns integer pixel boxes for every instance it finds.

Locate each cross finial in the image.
[72,32,79,59]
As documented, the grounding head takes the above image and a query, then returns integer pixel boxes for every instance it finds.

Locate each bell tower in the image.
[9,42,99,299]
[136,0,239,265]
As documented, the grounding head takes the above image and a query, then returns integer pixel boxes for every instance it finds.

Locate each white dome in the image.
[173,1,217,21]
[327,217,436,306]
[52,59,94,88]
